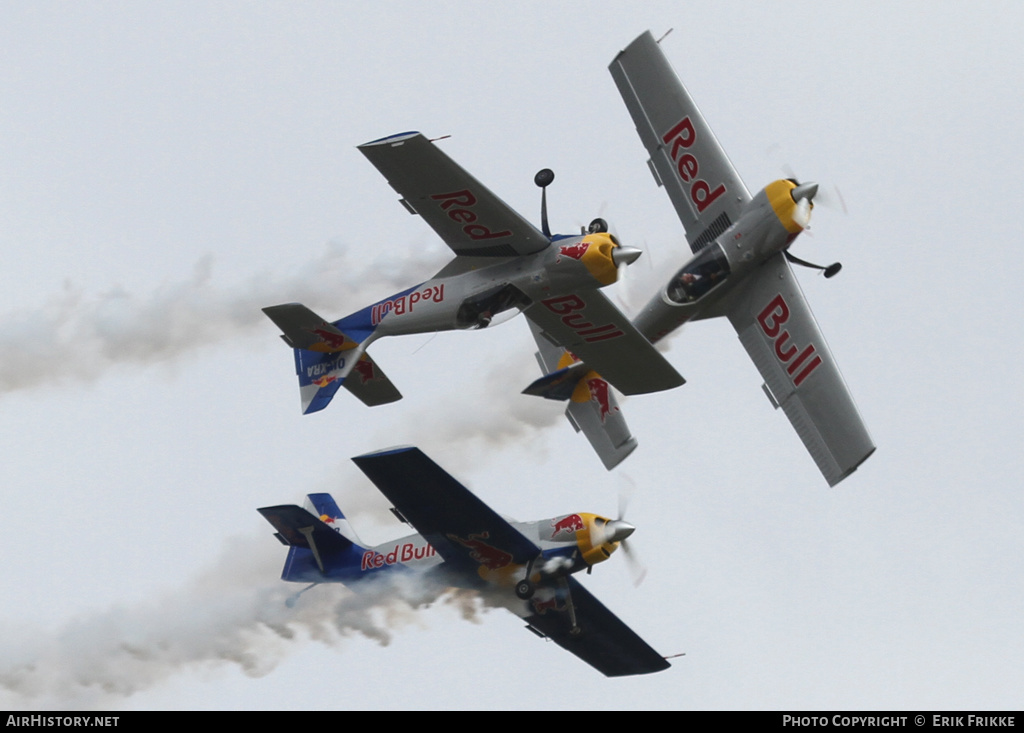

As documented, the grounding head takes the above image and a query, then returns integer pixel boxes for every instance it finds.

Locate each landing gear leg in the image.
[558,577,581,636]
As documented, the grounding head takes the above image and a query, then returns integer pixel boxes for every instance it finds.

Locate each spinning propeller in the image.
[592,477,648,587]
[784,179,843,278]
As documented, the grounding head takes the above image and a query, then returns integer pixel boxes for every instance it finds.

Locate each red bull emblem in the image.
[540,294,625,343]
[586,377,613,422]
[756,294,822,387]
[311,374,340,388]
[551,513,584,538]
[431,189,513,241]
[558,242,590,261]
[310,328,348,350]
[530,595,564,615]
[662,116,727,215]
[352,358,375,384]
[447,531,513,570]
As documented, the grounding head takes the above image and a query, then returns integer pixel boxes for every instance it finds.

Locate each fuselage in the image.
[633,179,807,343]
[356,231,624,341]
[280,510,623,590]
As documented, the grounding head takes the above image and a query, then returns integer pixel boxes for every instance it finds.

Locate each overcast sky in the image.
[1,1,1021,710]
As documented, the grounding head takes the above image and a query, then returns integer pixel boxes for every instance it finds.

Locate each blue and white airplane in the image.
[258,446,671,677]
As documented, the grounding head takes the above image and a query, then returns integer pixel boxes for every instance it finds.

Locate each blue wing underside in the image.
[351,447,670,676]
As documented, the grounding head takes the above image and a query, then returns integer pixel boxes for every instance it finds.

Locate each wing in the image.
[359,132,549,258]
[609,31,751,252]
[353,446,668,677]
[351,446,540,573]
[523,289,684,396]
[726,254,875,486]
[521,576,670,677]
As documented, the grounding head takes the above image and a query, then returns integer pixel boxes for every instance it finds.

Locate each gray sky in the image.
[1,1,1021,710]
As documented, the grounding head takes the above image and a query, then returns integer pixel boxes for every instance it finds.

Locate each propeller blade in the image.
[621,540,648,587]
[793,197,812,228]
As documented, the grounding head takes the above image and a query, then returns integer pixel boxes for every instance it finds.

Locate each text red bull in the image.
[371,284,445,325]
[756,294,823,387]
[361,542,438,571]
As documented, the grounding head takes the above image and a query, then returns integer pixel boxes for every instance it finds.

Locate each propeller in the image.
[591,475,648,587]
[790,181,818,229]
[785,179,843,278]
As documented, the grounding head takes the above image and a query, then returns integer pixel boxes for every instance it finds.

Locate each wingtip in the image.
[358,131,422,148]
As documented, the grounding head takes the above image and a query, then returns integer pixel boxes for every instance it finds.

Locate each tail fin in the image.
[263,303,401,414]
[527,320,637,470]
[257,492,368,582]
[303,492,366,547]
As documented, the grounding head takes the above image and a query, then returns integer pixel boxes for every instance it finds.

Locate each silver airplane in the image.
[263,131,683,415]
[526,31,874,486]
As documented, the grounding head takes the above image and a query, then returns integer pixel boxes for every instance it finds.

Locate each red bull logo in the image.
[586,377,613,422]
[662,116,727,215]
[447,531,513,570]
[558,242,590,261]
[431,189,513,241]
[310,328,349,350]
[756,294,822,387]
[551,514,584,538]
[311,374,340,388]
[530,595,564,615]
[540,294,625,343]
[352,358,375,384]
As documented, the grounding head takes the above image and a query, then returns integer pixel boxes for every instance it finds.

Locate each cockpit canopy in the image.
[666,243,731,304]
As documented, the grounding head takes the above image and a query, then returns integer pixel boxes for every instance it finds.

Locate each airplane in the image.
[262,131,684,416]
[525,31,875,486]
[257,446,671,677]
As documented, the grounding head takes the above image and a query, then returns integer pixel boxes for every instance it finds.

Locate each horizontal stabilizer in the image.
[257,505,354,554]
[527,319,637,470]
[522,362,592,401]
[263,303,359,353]
[264,303,401,414]
[566,392,637,470]
[342,353,402,407]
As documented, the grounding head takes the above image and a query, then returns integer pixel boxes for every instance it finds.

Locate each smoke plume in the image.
[0,242,447,395]
[0,534,492,710]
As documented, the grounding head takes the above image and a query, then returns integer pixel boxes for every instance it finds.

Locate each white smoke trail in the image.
[0,534,492,710]
[0,241,447,395]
